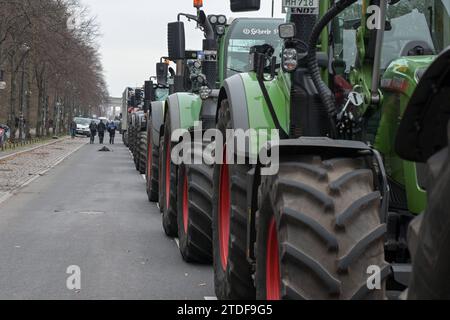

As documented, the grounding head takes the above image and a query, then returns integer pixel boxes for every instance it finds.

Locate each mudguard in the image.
[218,72,290,158]
[150,100,165,148]
[396,46,450,163]
[165,93,202,143]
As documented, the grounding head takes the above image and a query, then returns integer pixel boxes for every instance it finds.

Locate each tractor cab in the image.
[219,18,283,81]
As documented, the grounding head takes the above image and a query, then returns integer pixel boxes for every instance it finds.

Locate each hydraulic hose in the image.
[307,0,358,138]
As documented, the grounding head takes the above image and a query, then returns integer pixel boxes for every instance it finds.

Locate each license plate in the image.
[282,0,319,15]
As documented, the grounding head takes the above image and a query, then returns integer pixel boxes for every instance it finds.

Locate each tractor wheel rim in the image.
[266,217,281,300]
[218,148,230,271]
[165,139,171,209]
[182,172,189,234]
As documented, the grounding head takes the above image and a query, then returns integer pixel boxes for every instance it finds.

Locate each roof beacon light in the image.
[194,0,203,9]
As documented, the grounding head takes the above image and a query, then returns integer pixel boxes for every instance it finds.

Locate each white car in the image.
[74,118,92,137]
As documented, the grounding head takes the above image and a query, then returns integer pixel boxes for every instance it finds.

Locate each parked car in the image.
[74,117,92,137]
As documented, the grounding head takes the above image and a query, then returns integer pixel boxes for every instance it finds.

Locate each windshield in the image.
[74,118,91,126]
[334,0,440,72]
[154,88,169,101]
[224,18,283,78]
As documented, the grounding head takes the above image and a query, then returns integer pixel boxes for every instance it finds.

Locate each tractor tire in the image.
[212,99,256,300]
[134,130,141,171]
[138,131,147,175]
[127,128,132,150]
[408,141,450,299]
[158,136,165,213]
[122,130,129,147]
[177,143,214,263]
[146,119,160,202]
[255,155,389,300]
[161,115,178,237]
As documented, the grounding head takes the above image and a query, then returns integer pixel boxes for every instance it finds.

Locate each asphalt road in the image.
[0,137,214,300]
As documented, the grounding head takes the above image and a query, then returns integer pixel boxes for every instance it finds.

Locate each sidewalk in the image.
[0,137,88,202]
[0,137,69,159]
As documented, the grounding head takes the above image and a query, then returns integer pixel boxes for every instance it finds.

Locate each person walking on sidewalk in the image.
[89,121,97,144]
[70,120,77,139]
[107,121,117,145]
[97,120,107,144]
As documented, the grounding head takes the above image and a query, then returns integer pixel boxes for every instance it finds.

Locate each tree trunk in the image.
[9,57,17,140]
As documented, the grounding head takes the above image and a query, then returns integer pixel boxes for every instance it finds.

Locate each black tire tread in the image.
[257,156,388,300]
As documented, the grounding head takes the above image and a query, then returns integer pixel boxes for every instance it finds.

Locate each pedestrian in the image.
[107,121,117,145]
[0,124,10,147]
[70,120,77,139]
[89,121,97,144]
[97,120,106,144]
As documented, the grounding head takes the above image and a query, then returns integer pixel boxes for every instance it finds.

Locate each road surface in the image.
[0,137,214,300]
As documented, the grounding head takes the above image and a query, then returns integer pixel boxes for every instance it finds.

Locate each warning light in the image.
[194,0,203,9]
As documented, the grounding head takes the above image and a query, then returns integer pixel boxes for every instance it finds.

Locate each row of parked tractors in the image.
[122,0,450,300]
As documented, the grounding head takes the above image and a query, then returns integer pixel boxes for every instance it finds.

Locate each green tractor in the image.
[205,0,448,300]
[145,64,171,202]
[147,53,204,205]
[159,0,283,264]
[129,88,146,174]
[122,87,145,168]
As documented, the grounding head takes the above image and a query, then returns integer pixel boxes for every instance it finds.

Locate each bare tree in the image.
[0,0,108,140]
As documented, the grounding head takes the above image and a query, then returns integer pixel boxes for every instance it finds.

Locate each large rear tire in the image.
[212,99,256,300]
[177,143,214,263]
[158,136,165,213]
[122,130,129,147]
[161,115,178,237]
[256,155,389,300]
[146,119,160,202]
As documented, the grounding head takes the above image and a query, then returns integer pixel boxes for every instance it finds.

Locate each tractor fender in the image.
[218,74,250,132]
[165,92,203,143]
[150,100,165,148]
[218,73,289,159]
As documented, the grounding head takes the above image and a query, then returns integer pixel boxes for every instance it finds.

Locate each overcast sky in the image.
[83,0,284,97]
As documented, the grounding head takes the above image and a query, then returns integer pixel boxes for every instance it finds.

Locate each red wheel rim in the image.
[266,217,281,300]
[182,172,189,233]
[165,139,171,208]
[218,148,230,270]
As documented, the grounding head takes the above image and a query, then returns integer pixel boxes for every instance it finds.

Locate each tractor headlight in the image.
[282,48,298,72]
[216,25,226,35]
[209,15,218,24]
[200,86,211,100]
[217,15,227,25]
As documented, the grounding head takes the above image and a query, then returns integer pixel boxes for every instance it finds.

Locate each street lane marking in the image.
[174,238,180,248]
[204,296,218,300]
[142,174,146,181]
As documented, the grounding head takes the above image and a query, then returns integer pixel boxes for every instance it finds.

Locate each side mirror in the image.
[156,62,168,86]
[230,0,260,12]
[168,22,185,60]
